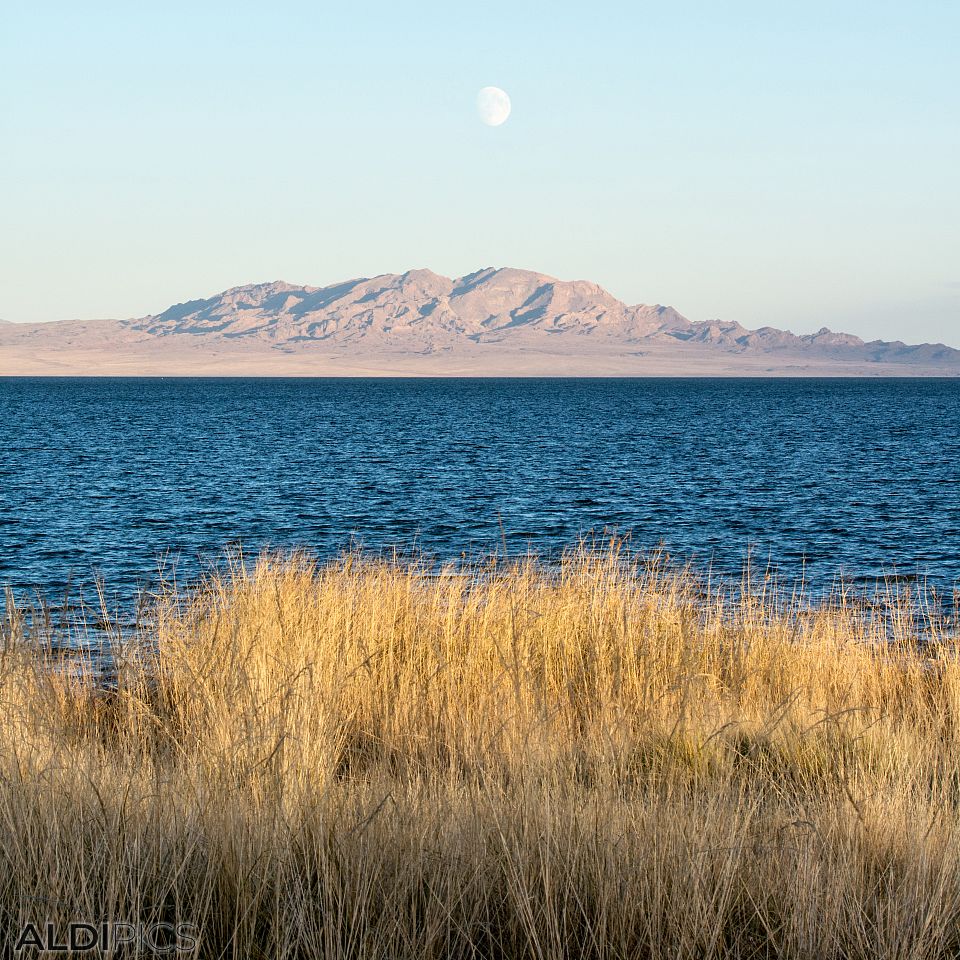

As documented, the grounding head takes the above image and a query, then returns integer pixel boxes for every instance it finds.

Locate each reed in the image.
[1,544,959,958]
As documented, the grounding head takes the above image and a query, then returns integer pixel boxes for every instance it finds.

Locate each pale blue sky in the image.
[1,0,958,344]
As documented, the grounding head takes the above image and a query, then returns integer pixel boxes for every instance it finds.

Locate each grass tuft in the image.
[2,543,959,958]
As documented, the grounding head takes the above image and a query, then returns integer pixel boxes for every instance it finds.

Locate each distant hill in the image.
[2,268,959,375]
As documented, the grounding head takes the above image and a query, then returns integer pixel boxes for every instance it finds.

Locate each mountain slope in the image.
[2,268,958,376]
[128,269,683,346]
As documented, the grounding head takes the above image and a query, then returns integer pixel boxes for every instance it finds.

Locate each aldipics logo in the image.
[13,921,199,954]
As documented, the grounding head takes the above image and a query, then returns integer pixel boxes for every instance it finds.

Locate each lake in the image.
[2,377,958,607]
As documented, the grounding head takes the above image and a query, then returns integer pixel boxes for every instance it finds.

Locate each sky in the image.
[1,0,958,345]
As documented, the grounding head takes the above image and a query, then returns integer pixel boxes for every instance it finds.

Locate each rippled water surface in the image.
[1,377,958,604]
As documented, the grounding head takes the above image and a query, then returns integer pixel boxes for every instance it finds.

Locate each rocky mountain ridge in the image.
[2,267,958,375]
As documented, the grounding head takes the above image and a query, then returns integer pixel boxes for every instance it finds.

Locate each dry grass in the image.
[2,544,960,958]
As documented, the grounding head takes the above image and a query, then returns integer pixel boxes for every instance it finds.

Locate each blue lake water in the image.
[1,377,959,608]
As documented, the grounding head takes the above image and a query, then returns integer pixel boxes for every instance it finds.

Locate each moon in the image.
[477,86,511,127]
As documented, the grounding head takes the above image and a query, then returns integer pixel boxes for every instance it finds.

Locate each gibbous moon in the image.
[477,86,511,126]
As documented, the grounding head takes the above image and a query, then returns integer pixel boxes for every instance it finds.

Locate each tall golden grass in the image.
[2,544,960,958]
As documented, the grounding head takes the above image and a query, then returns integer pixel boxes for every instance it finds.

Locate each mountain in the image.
[2,268,958,376]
